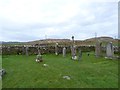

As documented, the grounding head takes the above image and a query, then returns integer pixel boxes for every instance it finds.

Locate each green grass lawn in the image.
[2,53,118,88]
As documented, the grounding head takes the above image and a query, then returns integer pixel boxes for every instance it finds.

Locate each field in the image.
[2,52,118,88]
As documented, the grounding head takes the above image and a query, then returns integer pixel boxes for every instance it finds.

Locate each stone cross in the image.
[63,47,66,57]
[106,42,114,58]
[55,43,58,55]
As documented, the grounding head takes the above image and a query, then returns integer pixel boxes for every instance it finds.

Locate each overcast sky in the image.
[0,0,118,42]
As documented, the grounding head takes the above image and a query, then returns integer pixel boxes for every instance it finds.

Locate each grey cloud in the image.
[0,2,118,41]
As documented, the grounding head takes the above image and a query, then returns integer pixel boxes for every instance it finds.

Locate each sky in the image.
[0,0,119,42]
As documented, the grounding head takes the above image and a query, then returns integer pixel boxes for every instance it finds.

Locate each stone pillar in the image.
[71,36,77,60]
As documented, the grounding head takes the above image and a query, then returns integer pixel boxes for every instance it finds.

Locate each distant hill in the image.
[1,36,119,46]
[26,36,118,46]
[1,41,25,45]
[85,36,114,42]
[26,39,71,46]
[83,36,118,46]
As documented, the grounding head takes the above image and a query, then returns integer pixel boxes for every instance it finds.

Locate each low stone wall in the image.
[2,45,96,55]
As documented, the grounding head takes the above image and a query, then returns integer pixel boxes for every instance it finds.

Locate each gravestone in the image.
[71,46,74,58]
[78,49,82,61]
[36,54,43,62]
[95,41,102,57]
[37,47,41,55]
[26,46,29,56]
[55,43,58,55]
[63,47,66,57]
[106,42,114,58]
[72,45,77,60]
[71,36,77,60]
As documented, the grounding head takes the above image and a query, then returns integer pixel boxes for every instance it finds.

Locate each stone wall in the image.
[2,45,119,55]
[2,45,95,55]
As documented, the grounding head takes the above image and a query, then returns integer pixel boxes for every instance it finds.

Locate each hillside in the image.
[27,36,118,46]
[83,36,118,46]
[1,36,119,46]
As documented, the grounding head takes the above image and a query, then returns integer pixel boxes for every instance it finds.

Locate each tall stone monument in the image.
[106,42,114,58]
[63,47,66,57]
[71,36,77,60]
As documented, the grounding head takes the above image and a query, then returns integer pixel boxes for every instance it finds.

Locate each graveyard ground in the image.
[2,52,118,88]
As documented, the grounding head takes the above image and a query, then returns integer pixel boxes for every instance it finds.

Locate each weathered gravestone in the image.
[71,36,77,60]
[37,47,41,55]
[63,47,66,57]
[35,44,43,62]
[106,42,114,58]
[95,41,102,57]
[36,54,43,62]
[55,43,58,55]
[78,49,82,61]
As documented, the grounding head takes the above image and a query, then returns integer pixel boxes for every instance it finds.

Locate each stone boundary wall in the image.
[1,45,96,55]
[1,45,119,55]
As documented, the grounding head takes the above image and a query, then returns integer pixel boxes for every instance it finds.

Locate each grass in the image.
[2,52,118,88]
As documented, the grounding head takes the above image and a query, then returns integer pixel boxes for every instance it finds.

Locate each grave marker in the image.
[106,42,114,58]
[71,36,77,60]
[55,43,58,55]
[78,49,82,61]
[95,41,102,57]
[63,47,66,57]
